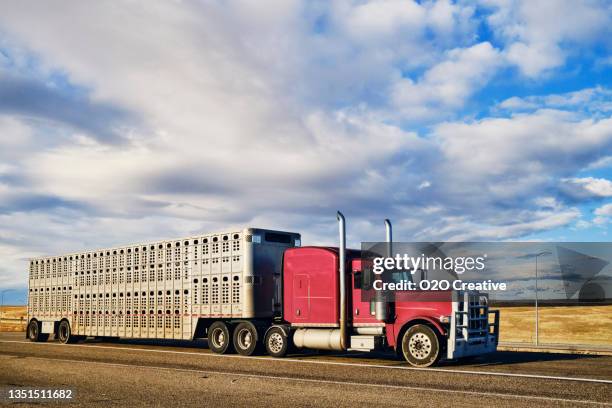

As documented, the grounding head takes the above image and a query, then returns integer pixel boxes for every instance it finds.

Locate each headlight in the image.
[439,315,450,323]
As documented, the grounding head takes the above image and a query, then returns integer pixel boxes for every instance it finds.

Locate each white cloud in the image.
[338,0,475,43]
[561,177,612,199]
[433,110,612,184]
[391,42,502,119]
[498,96,538,111]
[533,197,562,210]
[482,0,612,76]
[587,156,612,170]
[417,180,431,190]
[595,203,612,217]
[498,87,612,114]
[423,110,612,237]
[0,116,32,151]
[415,208,580,241]
[593,204,612,226]
[341,0,426,39]
[505,41,563,77]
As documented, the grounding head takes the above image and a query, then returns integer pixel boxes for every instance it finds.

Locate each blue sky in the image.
[0,0,611,304]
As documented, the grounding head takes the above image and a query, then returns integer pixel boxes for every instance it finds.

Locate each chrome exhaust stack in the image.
[337,211,347,350]
[375,219,392,322]
[385,219,392,249]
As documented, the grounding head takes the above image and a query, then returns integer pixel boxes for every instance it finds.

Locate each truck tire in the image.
[27,320,49,342]
[265,326,289,358]
[401,324,440,367]
[57,320,78,344]
[208,321,234,354]
[233,322,260,356]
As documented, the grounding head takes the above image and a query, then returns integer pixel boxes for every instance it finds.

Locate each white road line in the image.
[2,339,611,385]
[13,356,612,406]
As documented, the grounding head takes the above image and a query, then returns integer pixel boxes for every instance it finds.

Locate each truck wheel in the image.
[27,320,49,342]
[208,321,234,354]
[233,322,260,356]
[57,320,77,344]
[265,326,288,358]
[401,324,440,367]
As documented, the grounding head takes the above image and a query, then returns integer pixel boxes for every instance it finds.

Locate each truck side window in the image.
[354,271,362,289]
[264,232,291,244]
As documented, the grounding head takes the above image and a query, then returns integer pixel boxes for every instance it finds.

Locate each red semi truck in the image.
[266,213,498,367]
[27,212,498,367]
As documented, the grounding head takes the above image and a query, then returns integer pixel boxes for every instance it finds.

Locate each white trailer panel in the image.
[28,228,299,340]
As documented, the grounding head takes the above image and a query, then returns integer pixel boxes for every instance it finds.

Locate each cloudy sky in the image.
[0,0,611,302]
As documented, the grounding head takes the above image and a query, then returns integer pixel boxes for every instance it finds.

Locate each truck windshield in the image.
[390,269,413,283]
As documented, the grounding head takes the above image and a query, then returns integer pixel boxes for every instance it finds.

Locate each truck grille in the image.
[455,292,495,343]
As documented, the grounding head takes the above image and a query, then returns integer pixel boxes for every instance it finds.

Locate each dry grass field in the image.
[0,306,27,332]
[2,305,611,347]
[497,305,612,346]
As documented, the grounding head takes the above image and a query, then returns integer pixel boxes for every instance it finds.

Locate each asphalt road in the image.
[1,332,610,407]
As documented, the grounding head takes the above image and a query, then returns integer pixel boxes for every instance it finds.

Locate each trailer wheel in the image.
[27,320,49,342]
[57,320,78,344]
[208,321,234,354]
[233,322,260,356]
[265,326,288,358]
[401,324,440,367]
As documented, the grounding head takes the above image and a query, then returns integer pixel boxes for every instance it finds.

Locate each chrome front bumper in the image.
[447,291,499,359]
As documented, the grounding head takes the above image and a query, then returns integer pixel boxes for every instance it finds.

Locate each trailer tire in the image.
[27,320,49,342]
[265,326,289,358]
[57,320,77,344]
[233,322,260,356]
[208,321,234,354]
[401,324,440,367]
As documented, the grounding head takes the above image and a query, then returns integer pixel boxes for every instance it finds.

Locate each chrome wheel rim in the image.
[211,328,225,349]
[408,332,431,360]
[268,332,284,354]
[237,328,252,350]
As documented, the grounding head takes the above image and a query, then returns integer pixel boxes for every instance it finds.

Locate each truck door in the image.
[352,270,378,324]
